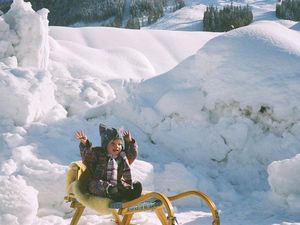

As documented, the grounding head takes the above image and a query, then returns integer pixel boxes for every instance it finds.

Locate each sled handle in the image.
[168,190,220,225]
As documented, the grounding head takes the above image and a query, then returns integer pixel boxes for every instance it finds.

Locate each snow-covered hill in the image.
[0,0,299,225]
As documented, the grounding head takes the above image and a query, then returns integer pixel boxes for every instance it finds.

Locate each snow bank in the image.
[0,0,299,224]
[154,162,198,194]
[131,21,300,131]
[48,29,159,116]
[0,175,38,225]
[0,144,69,224]
[47,18,300,224]
[131,160,155,191]
[49,26,218,75]
[3,0,49,69]
[194,21,300,122]
[268,154,300,211]
[11,145,67,212]
[0,0,66,125]
[0,67,66,125]
[48,16,218,117]
[97,21,300,203]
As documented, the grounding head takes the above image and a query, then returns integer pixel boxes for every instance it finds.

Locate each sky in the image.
[0,0,300,225]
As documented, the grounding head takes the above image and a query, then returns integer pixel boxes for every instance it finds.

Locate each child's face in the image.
[107,139,123,156]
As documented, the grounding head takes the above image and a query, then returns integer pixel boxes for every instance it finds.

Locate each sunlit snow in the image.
[0,0,299,225]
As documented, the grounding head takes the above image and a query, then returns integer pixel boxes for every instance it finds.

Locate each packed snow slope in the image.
[49,26,219,76]
[0,0,300,225]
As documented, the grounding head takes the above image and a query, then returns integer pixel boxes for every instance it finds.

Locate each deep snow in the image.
[0,0,299,225]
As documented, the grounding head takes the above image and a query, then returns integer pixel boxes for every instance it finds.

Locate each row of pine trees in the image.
[276,0,300,21]
[0,0,184,28]
[0,0,299,30]
[203,0,300,32]
[203,4,253,32]
[127,0,185,29]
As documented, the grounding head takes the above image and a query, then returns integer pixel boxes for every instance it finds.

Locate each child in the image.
[75,123,142,202]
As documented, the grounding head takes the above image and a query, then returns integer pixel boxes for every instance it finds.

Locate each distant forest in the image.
[203,4,253,32]
[0,0,185,28]
[276,0,300,21]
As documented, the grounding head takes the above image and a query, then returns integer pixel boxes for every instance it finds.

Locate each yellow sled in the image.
[65,161,220,225]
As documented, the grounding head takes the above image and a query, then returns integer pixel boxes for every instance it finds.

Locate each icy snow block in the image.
[3,0,50,69]
[0,68,62,125]
[268,154,300,211]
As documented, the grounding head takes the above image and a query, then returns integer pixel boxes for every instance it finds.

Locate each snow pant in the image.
[88,179,142,202]
[108,181,143,202]
[88,179,110,197]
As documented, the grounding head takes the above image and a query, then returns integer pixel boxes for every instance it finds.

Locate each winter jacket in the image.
[79,138,138,197]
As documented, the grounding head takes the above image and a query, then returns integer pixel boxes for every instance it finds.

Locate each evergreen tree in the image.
[129,0,164,26]
[1,0,186,28]
[126,17,140,29]
[203,4,253,32]
[276,0,300,21]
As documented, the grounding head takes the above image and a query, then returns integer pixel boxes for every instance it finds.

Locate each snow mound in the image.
[0,67,66,125]
[49,26,218,75]
[50,41,155,81]
[0,0,66,125]
[1,145,69,219]
[155,162,198,194]
[103,20,300,202]
[3,0,49,69]
[0,0,300,224]
[0,175,38,225]
[268,154,300,211]
[195,21,300,120]
[135,21,300,127]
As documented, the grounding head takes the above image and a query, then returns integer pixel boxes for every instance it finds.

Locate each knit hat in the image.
[99,123,124,149]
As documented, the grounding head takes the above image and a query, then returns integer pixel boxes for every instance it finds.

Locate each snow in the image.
[0,175,38,225]
[268,154,300,212]
[49,26,219,75]
[3,0,50,69]
[0,0,299,225]
[144,4,208,31]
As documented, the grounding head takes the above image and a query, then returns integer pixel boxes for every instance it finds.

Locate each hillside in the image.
[0,0,299,225]
[0,0,185,28]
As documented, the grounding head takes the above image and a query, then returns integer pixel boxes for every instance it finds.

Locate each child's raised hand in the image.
[75,130,88,145]
[122,130,132,143]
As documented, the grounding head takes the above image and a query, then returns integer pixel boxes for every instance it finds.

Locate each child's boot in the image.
[124,181,142,201]
[131,181,142,199]
[107,186,123,202]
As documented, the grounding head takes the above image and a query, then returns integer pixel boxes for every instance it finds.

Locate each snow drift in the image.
[0,0,299,225]
[0,0,65,125]
[2,0,49,69]
[96,20,300,219]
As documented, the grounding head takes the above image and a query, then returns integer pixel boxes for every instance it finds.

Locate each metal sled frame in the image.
[65,161,220,225]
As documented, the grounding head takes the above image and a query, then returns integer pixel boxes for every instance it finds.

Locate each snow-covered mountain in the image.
[0,0,299,225]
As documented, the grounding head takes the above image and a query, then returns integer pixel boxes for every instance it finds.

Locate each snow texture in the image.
[0,0,299,225]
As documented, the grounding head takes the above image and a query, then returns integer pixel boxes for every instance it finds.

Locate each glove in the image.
[130,181,143,200]
[119,181,142,202]
[107,185,123,202]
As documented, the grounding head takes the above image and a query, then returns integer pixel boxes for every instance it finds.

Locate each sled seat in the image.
[109,198,162,211]
[65,161,220,225]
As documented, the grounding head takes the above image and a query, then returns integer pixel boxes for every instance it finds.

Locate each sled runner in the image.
[65,161,220,225]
